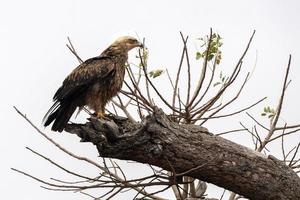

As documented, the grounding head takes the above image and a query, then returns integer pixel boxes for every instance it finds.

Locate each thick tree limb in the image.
[65,108,300,200]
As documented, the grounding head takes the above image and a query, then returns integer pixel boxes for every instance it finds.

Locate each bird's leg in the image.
[96,106,109,120]
[96,112,105,119]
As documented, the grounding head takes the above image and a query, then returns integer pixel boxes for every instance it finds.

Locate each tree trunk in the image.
[65,108,300,200]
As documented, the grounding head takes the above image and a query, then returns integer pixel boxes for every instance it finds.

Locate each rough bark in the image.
[65,108,300,200]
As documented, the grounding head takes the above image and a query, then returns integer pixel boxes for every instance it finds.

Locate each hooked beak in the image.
[138,42,144,48]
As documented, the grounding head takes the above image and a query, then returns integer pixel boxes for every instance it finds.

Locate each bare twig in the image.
[289,143,300,167]
[199,97,266,121]
[138,50,183,114]
[26,147,98,182]
[66,37,83,64]
[172,32,188,114]
[187,28,213,109]
[13,106,165,199]
[191,50,219,111]
[257,55,291,152]
[246,112,270,131]
[216,128,247,136]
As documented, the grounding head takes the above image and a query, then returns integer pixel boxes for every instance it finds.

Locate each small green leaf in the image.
[216,53,222,65]
[261,113,267,116]
[268,114,274,119]
[207,54,214,61]
[210,46,218,54]
[149,69,164,78]
[196,52,202,60]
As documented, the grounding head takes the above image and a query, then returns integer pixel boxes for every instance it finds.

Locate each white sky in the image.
[1,0,300,199]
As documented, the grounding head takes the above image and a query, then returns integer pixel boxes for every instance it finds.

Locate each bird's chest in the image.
[91,64,125,100]
[111,65,125,91]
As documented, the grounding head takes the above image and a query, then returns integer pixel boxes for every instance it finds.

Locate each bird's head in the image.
[112,36,143,51]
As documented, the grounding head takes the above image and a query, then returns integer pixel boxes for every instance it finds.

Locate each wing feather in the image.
[53,56,115,101]
[43,56,115,128]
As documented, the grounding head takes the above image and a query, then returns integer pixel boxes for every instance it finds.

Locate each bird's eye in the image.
[128,39,137,44]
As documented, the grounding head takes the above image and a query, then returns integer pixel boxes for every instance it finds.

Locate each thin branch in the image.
[190,50,219,111]
[172,32,188,114]
[197,73,251,124]
[124,64,142,107]
[138,50,183,114]
[190,61,243,120]
[106,188,123,200]
[14,106,107,171]
[184,34,192,106]
[267,127,300,143]
[98,187,117,199]
[11,168,83,189]
[257,55,292,152]
[12,167,172,189]
[66,37,83,64]
[289,143,300,167]
[80,191,98,199]
[246,112,270,131]
[239,122,261,144]
[26,146,98,182]
[115,95,136,122]
[190,31,256,121]
[187,28,213,109]
[166,69,185,107]
[220,189,226,200]
[216,128,247,136]
[199,97,266,121]
[123,79,153,110]
[13,106,165,199]
[275,124,300,131]
[281,124,287,161]
[286,146,298,161]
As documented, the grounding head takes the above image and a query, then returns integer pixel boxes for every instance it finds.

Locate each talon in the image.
[96,112,109,120]
[96,112,104,118]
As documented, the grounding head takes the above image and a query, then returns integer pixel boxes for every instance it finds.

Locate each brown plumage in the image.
[43,36,142,132]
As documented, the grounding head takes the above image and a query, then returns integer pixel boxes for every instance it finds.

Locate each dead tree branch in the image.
[63,108,300,200]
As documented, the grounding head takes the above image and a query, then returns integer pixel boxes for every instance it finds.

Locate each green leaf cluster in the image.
[213,72,229,87]
[138,47,149,67]
[261,106,276,118]
[196,33,223,65]
[149,69,164,78]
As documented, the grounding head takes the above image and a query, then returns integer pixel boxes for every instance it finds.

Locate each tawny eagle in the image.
[43,36,142,132]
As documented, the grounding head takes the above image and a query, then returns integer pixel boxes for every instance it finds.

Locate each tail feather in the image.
[44,101,77,132]
[43,101,60,126]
